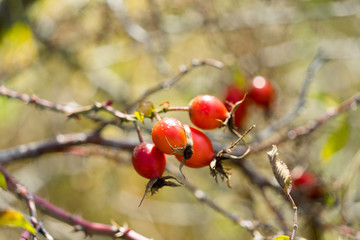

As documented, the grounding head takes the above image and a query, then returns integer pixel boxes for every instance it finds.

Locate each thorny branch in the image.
[0,165,54,240]
[0,166,152,240]
[0,85,135,121]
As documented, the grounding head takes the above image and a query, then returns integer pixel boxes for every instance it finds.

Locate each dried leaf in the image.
[138,176,182,207]
[267,145,292,194]
[209,159,232,188]
[0,172,7,190]
[0,209,36,234]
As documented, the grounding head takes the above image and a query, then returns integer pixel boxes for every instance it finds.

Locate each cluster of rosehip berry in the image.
[131,94,238,205]
[131,75,275,205]
[223,75,276,129]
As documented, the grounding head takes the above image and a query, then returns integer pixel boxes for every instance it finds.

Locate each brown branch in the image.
[0,166,151,240]
[0,131,138,165]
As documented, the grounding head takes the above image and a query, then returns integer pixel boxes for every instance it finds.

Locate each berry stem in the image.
[167,106,190,111]
[133,122,144,143]
[157,106,190,114]
[153,111,162,121]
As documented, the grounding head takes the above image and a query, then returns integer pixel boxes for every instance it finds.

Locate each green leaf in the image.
[0,209,36,234]
[272,236,291,240]
[321,116,349,161]
[134,111,145,122]
[0,171,7,190]
[230,66,247,87]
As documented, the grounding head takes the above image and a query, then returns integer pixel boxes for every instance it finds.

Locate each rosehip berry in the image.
[292,171,324,200]
[132,143,166,179]
[152,118,187,155]
[176,126,215,168]
[189,95,228,130]
[223,84,248,129]
[249,76,275,108]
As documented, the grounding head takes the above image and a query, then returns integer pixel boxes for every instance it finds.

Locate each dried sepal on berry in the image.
[165,125,193,178]
[175,126,214,170]
[223,93,248,132]
[152,118,187,155]
[178,125,194,177]
[139,176,183,207]
[209,159,232,188]
[211,126,254,188]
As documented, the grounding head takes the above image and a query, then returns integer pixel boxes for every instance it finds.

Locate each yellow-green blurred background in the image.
[0,0,360,239]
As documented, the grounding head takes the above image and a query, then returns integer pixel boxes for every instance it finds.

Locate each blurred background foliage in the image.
[0,0,360,239]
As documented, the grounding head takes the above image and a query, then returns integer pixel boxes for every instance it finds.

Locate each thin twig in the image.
[287,194,298,240]
[127,58,224,110]
[260,190,288,233]
[26,194,54,240]
[251,92,360,153]
[106,0,172,76]
[133,121,143,143]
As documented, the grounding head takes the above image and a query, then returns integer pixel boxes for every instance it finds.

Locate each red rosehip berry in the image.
[152,118,187,155]
[132,143,166,179]
[176,126,215,168]
[223,84,248,129]
[249,76,275,108]
[189,95,228,130]
[292,171,324,200]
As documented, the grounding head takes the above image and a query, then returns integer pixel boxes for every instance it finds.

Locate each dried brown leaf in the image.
[267,145,292,194]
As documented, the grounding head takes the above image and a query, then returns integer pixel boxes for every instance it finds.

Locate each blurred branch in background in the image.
[250,92,360,153]
[127,58,224,110]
